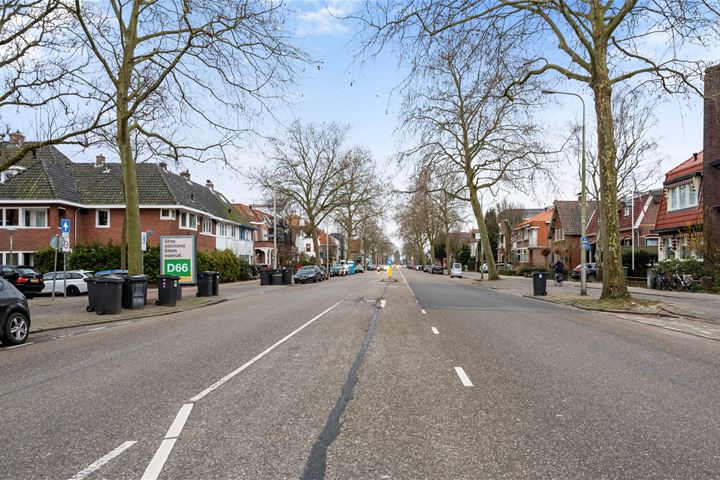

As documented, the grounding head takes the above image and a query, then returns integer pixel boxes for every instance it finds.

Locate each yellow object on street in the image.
[387,266,393,280]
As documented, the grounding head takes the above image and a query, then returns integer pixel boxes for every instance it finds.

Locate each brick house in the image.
[547,200,584,269]
[511,208,554,267]
[495,208,544,263]
[703,64,720,268]
[618,190,662,249]
[0,142,254,266]
[653,152,704,261]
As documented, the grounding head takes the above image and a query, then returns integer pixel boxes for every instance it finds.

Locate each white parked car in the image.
[450,263,463,278]
[42,270,94,296]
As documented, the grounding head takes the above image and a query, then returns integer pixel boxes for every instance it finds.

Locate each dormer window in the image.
[624,204,631,217]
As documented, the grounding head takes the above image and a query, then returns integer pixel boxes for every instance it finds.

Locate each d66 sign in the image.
[165,259,191,275]
[160,235,197,284]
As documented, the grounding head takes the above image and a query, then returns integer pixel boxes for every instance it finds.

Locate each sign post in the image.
[49,234,63,300]
[160,236,196,284]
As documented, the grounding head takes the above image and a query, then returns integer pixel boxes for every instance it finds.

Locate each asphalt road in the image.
[2,269,719,479]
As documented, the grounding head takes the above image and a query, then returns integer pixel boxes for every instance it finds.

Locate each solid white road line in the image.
[380,299,386,309]
[116,321,131,325]
[190,296,348,402]
[141,439,176,480]
[165,404,194,439]
[431,327,439,335]
[455,367,474,387]
[141,403,194,480]
[5,341,35,350]
[86,326,106,332]
[67,441,136,480]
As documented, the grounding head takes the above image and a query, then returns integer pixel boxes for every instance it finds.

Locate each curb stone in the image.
[30,298,228,334]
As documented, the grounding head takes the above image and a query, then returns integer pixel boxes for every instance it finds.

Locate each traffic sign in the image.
[386,258,393,266]
[141,231,147,251]
[581,236,588,243]
[585,242,591,251]
[60,218,71,233]
[49,235,62,250]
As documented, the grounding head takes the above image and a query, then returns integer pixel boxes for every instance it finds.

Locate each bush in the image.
[68,242,122,272]
[196,249,243,283]
[622,249,653,276]
[33,247,57,274]
[143,246,160,283]
[656,258,704,278]
[499,268,516,276]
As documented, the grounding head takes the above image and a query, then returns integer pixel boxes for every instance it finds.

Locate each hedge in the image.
[33,243,248,284]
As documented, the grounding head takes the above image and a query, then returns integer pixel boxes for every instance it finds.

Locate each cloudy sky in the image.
[9,1,716,235]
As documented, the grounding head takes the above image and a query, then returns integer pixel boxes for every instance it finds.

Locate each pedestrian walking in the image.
[554,260,565,286]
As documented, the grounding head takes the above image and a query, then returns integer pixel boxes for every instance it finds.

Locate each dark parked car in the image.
[294,266,323,284]
[320,266,330,280]
[431,264,444,274]
[0,265,45,298]
[0,278,31,345]
[330,264,345,277]
[571,262,598,281]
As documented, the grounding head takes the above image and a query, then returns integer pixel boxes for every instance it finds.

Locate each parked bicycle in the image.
[655,271,672,290]
[671,268,698,291]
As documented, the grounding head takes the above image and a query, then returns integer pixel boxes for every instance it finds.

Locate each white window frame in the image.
[23,208,49,228]
[201,217,213,235]
[219,223,228,237]
[667,184,699,212]
[2,207,20,227]
[623,204,631,217]
[96,209,110,228]
[160,208,176,220]
[645,238,659,247]
[179,212,197,230]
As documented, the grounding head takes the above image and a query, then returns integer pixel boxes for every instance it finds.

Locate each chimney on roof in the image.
[180,170,191,182]
[95,154,105,168]
[159,161,167,171]
[8,131,24,146]
[693,152,699,162]
[206,179,214,191]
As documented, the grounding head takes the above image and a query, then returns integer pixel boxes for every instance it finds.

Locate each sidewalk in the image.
[463,271,720,341]
[28,280,287,333]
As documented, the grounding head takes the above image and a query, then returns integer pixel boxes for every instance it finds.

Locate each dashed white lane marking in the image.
[116,321,131,325]
[431,327,439,335]
[68,441,136,480]
[421,309,426,315]
[141,404,194,480]
[86,326,106,332]
[190,296,348,402]
[455,367,474,387]
[380,299,386,309]
[5,341,35,350]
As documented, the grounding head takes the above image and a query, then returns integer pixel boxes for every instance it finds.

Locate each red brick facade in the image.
[704,64,720,268]
[0,203,218,264]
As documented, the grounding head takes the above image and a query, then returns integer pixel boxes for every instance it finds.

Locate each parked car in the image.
[571,262,598,281]
[294,265,323,284]
[423,264,431,273]
[330,263,346,276]
[366,263,376,271]
[377,264,387,272]
[42,270,94,296]
[450,263,463,278]
[0,265,45,299]
[431,264,444,274]
[0,278,31,345]
[355,263,364,273]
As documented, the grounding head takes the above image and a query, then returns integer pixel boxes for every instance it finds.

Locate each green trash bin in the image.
[623,266,629,279]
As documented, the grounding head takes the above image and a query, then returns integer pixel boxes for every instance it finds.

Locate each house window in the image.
[667,183,698,212]
[3,208,19,226]
[23,208,48,228]
[179,212,197,230]
[96,209,110,228]
[160,209,175,220]
[306,244,311,252]
[219,223,228,237]
[201,218,213,234]
[624,204,631,217]
[646,238,659,247]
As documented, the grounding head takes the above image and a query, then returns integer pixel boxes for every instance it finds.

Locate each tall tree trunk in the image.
[309,217,321,266]
[445,226,451,274]
[593,74,629,299]
[468,183,498,279]
[118,2,142,275]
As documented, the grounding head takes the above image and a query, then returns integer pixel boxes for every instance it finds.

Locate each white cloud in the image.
[296,4,353,36]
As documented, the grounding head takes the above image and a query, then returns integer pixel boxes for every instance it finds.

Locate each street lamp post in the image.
[273,186,277,269]
[542,89,588,296]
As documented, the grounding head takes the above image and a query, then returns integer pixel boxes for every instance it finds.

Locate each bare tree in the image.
[67,0,304,274]
[253,121,348,266]
[0,1,112,166]
[495,198,527,263]
[333,147,385,260]
[397,36,549,280]
[357,0,719,298]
